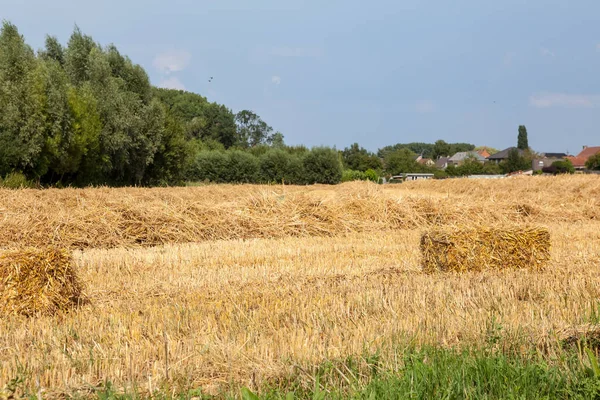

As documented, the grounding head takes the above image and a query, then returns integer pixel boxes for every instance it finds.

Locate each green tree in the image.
[235,110,274,147]
[455,157,484,176]
[551,159,575,174]
[268,132,285,148]
[40,35,65,65]
[302,147,343,184]
[517,125,529,150]
[501,148,530,173]
[384,148,420,175]
[64,26,96,85]
[342,143,382,171]
[585,153,600,170]
[0,21,46,177]
[432,140,451,159]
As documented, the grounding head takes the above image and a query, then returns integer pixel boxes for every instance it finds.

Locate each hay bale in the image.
[0,248,83,316]
[420,226,550,273]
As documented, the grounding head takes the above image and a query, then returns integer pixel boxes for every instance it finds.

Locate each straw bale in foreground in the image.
[420,226,550,273]
[0,248,83,316]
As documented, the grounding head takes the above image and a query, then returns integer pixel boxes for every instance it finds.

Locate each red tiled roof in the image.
[575,146,600,159]
[567,156,587,167]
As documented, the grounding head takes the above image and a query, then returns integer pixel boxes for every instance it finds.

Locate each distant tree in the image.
[0,21,46,177]
[517,125,529,150]
[235,110,274,147]
[551,159,575,174]
[342,143,382,171]
[302,147,343,184]
[40,35,65,65]
[585,153,600,170]
[455,156,484,176]
[432,140,451,159]
[502,148,530,173]
[268,132,285,148]
[448,142,476,155]
[384,148,420,175]
[482,162,503,175]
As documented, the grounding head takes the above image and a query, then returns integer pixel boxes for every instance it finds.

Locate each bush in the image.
[585,153,600,170]
[227,151,259,183]
[302,147,343,184]
[551,159,575,174]
[259,149,291,183]
[433,170,448,179]
[0,172,36,189]
[187,151,229,183]
[364,169,379,182]
[342,170,368,182]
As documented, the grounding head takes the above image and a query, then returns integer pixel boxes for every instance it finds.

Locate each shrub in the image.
[187,151,229,183]
[227,151,259,183]
[259,149,291,183]
[302,147,343,184]
[342,170,368,182]
[551,159,575,174]
[0,172,36,189]
[585,153,600,170]
[364,168,379,182]
[434,170,448,179]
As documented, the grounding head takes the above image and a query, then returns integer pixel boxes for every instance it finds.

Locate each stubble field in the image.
[1,176,600,398]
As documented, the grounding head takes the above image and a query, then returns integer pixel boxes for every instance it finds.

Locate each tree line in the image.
[1,22,564,188]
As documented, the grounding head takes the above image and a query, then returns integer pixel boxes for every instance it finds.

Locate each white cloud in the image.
[271,47,324,57]
[529,92,600,108]
[271,75,282,85]
[540,48,555,57]
[415,100,436,113]
[153,50,191,74]
[157,77,186,91]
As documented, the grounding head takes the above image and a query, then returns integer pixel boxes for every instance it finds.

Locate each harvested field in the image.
[420,225,551,273]
[1,176,600,397]
[0,176,598,249]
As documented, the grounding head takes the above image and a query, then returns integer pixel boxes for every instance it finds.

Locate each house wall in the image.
[532,158,563,171]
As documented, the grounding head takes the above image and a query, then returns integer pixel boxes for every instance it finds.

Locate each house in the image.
[476,147,492,158]
[540,152,568,158]
[533,158,564,171]
[567,146,600,170]
[417,158,435,167]
[486,147,524,164]
[448,151,486,166]
[435,157,450,169]
[390,173,434,182]
[532,153,568,172]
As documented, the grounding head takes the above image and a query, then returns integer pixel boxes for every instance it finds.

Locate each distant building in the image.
[390,173,434,182]
[448,151,486,166]
[435,157,450,169]
[539,152,568,158]
[533,158,564,171]
[486,147,524,164]
[417,158,435,167]
[532,153,568,171]
[476,148,492,158]
[567,146,600,170]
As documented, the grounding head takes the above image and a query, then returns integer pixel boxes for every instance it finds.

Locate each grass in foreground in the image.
[36,345,598,399]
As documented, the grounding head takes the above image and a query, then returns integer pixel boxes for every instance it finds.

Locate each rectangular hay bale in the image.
[0,247,83,316]
[420,226,550,273]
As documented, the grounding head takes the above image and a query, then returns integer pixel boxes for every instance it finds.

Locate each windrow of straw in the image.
[420,225,551,273]
[0,176,597,249]
[0,185,463,249]
[0,247,83,316]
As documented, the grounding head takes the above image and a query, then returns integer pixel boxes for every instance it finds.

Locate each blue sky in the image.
[3,0,600,153]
